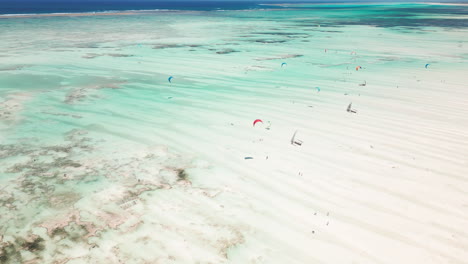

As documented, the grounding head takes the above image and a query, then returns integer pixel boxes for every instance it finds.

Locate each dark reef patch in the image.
[254,54,303,61]
[82,53,134,59]
[176,169,188,181]
[0,241,22,264]
[50,227,68,239]
[153,44,202,49]
[0,235,45,264]
[0,65,28,71]
[252,32,309,36]
[216,49,238,54]
[253,39,287,44]
[22,237,45,252]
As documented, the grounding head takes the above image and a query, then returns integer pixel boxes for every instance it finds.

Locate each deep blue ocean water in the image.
[0,1,274,14]
[3,0,467,28]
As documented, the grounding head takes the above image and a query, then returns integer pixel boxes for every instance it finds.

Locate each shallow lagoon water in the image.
[1,3,468,263]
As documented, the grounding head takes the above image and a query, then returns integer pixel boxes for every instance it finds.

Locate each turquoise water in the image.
[1,4,468,263]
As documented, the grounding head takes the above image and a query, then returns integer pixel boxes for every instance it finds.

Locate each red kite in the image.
[253,119,263,126]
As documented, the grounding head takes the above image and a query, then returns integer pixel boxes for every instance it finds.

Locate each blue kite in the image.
[168,76,173,83]
[315,87,321,92]
[281,62,287,67]
[425,63,430,69]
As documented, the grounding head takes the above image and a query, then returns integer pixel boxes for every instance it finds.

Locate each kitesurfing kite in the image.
[425,64,430,69]
[290,130,303,146]
[281,62,287,67]
[253,119,263,126]
[168,76,173,83]
[356,66,362,71]
[347,103,357,113]
[315,87,321,92]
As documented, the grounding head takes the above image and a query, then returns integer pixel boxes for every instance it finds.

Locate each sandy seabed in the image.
[0,3,468,264]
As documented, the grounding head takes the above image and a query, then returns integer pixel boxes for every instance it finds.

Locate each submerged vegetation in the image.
[176,168,188,181]
[0,236,45,263]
